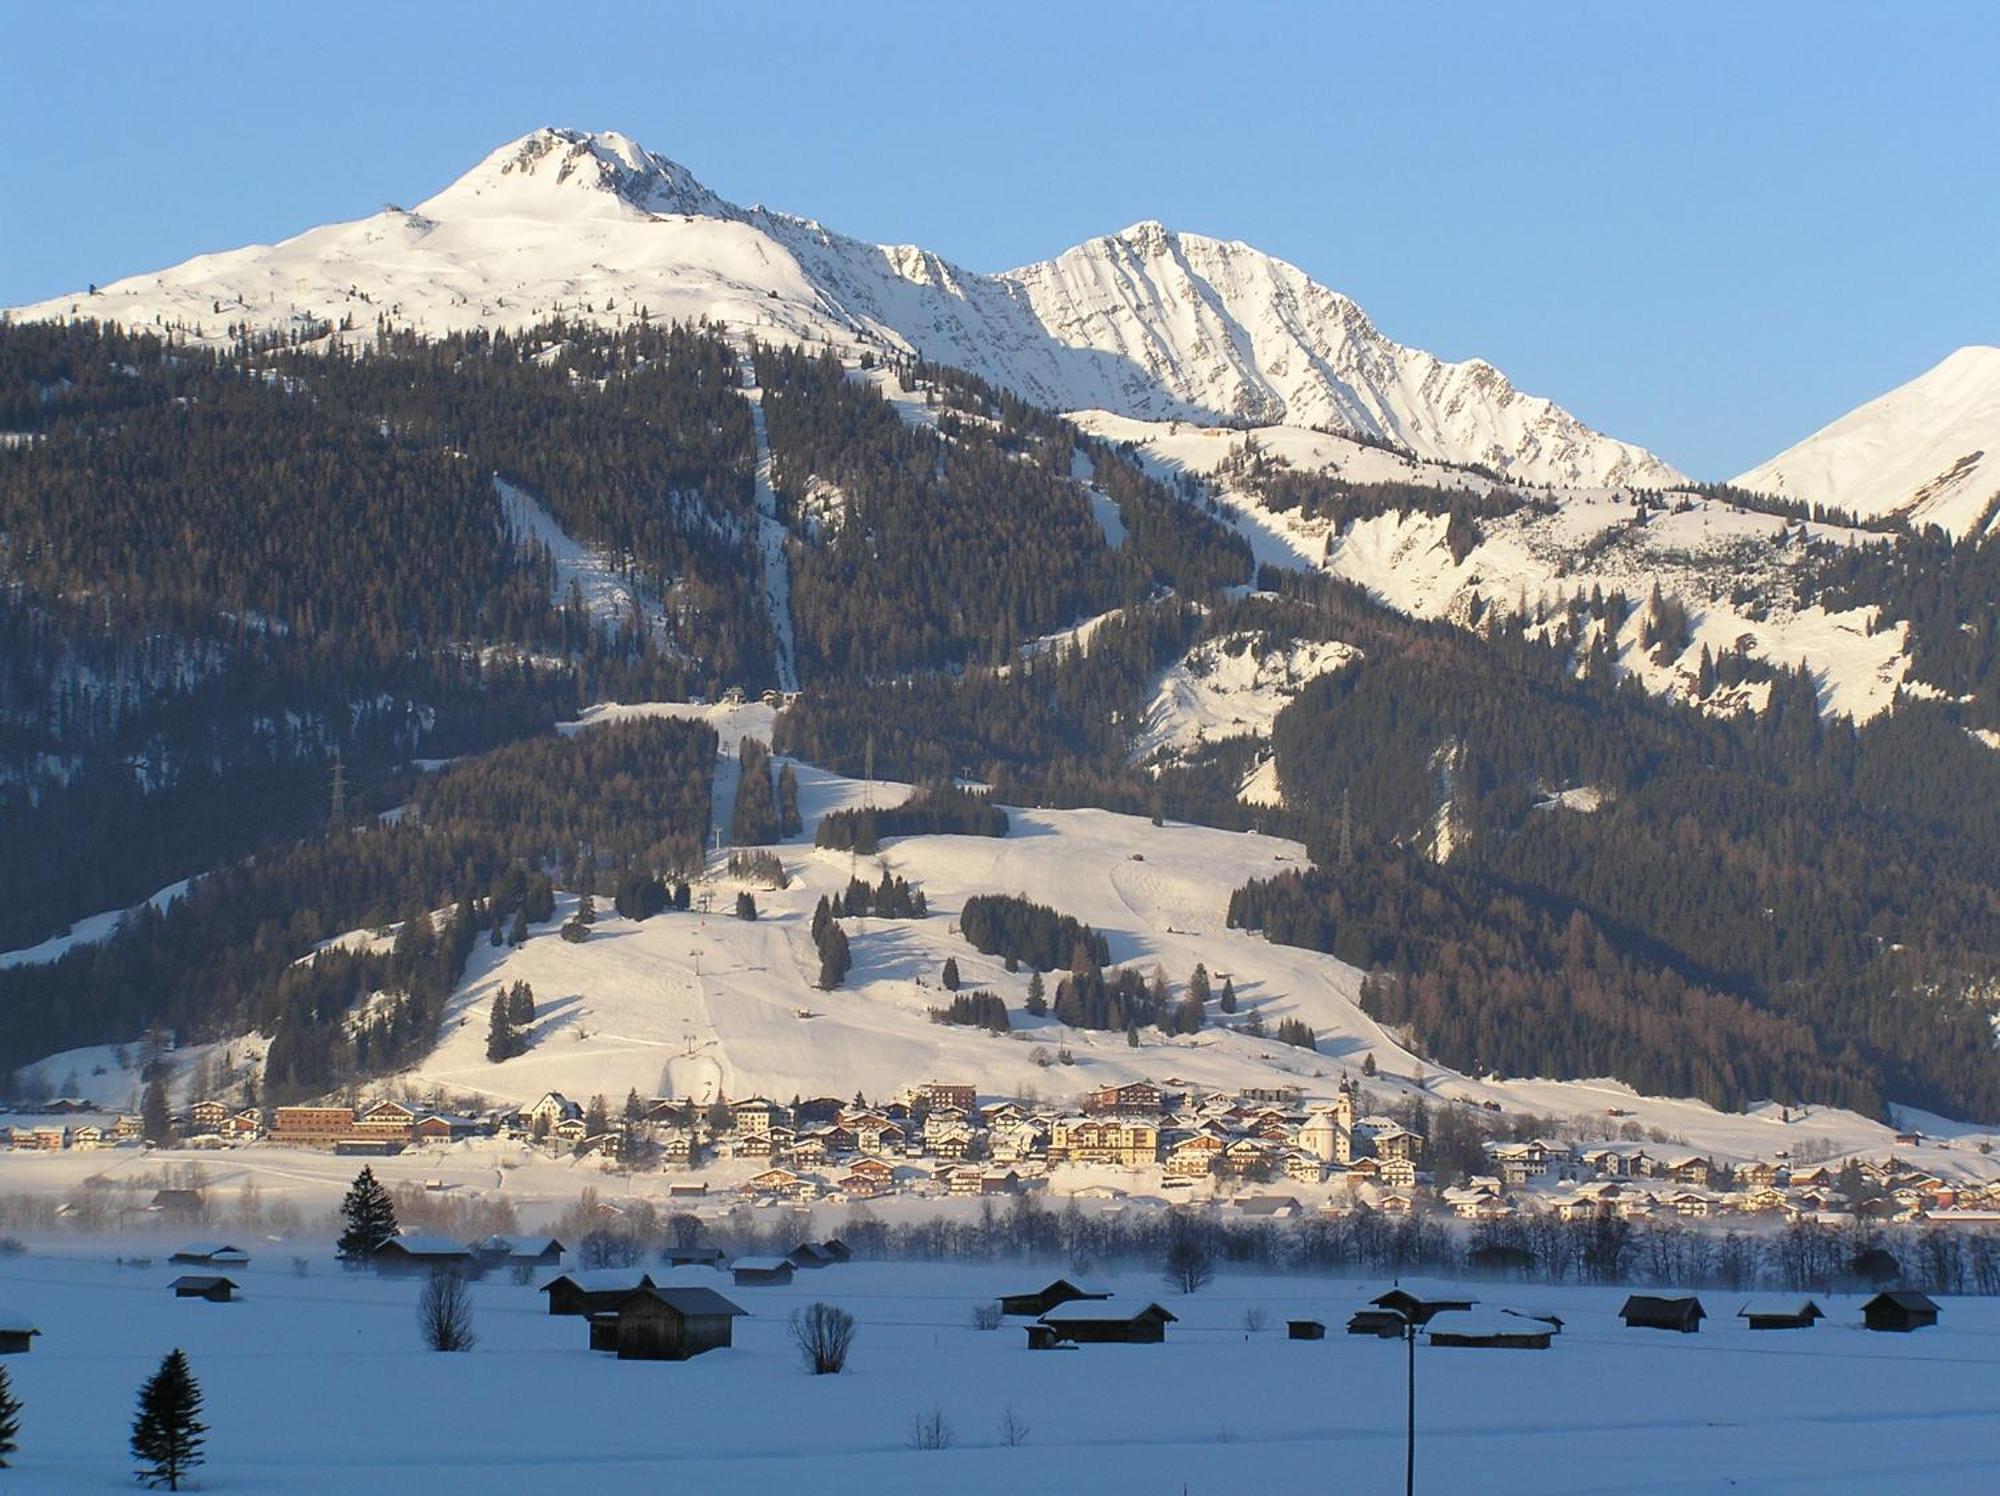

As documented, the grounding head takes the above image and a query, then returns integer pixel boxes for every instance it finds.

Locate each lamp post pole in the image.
[1404,1313,1417,1496]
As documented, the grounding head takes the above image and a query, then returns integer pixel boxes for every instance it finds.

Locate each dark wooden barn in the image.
[1425,1310,1553,1349]
[659,1246,726,1269]
[729,1257,796,1287]
[998,1278,1113,1317]
[1738,1299,1824,1331]
[1863,1291,1940,1332]
[1347,1309,1407,1338]
[1370,1289,1475,1325]
[370,1234,473,1277]
[590,1285,748,1360]
[540,1270,659,1317]
[0,1313,39,1354]
[169,1275,239,1303]
[169,1243,251,1268]
[1287,1319,1326,1340]
[1620,1295,1705,1333]
[1037,1300,1177,1344]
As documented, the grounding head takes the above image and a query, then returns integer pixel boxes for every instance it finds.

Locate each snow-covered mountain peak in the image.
[1733,344,2000,538]
[416,126,727,221]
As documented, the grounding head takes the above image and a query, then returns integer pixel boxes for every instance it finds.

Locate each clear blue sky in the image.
[3,1,1994,478]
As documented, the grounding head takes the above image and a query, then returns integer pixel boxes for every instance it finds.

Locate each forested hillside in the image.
[0,319,763,947]
[0,717,715,1097]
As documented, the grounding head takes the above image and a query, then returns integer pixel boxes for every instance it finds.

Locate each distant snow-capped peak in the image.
[416,126,726,221]
[9,125,1682,489]
[1732,345,2000,538]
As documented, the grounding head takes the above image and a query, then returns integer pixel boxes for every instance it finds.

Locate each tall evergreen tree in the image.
[130,1348,205,1491]
[336,1166,398,1261]
[0,1364,19,1469]
[140,1075,172,1145]
[485,998,517,1063]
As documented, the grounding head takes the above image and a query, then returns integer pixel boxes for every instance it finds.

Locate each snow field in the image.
[1,1249,1998,1493]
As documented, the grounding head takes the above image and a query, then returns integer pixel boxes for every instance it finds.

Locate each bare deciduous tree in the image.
[418,1268,477,1352]
[969,1301,1003,1330]
[790,1301,855,1374]
[996,1405,1030,1447]
[908,1404,955,1450]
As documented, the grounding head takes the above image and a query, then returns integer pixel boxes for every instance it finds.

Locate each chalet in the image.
[1662,1155,1713,1189]
[742,1167,808,1199]
[730,1257,795,1287]
[856,1118,906,1155]
[1620,1295,1705,1333]
[819,1239,852,1263]
[981,1169,1021,1196]
[413,1113,481,1145]
[1037,1300,1176,1344]
[188,1099,229,1134]
[1165,1133,1226,1178]
[1218,1137,1276,1177]
[731,1097,784,1136]
[1287,1319,1326,1340]
[787,1242,840,1270]
[839,1170,890,1199]
[928,1121,976,1161]
[919,1082,977,1114]
[590,1285,747,1360]
[1862,1291,1940,1332]
[0,1311,39,1354]
[540,1270,659,1317]
[169,1275,239,1303]
[524,1091,581,1133]
[1370,1289,1475,1326]
[998,1278,1112,1317]
[659,1246,726,1269]
[1084,1082,1163,1117]
[220,1109,263,1141]
[1358,1120,1421,1163]
[660,1133,700,1167]
[1738,1299,1824,1331]
[370,1234,473,1276]
[1426,1310,1553,1350]
[1050,1117,1159,1168]
[352,1100,419,1143]
[170,1243,251,1268]
[1233,1194,1303,1219]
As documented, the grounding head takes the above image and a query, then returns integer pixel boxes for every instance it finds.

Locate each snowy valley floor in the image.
[2,1248,1998,1493]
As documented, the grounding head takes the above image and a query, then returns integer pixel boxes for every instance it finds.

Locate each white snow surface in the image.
[1734,346,2000,539]
[9,126,1682,490]
[0,878,195,971]
[1132,631,1359,765]
[2,1251,2000,1492]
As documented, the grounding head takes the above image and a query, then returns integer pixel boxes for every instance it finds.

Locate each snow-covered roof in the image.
[540,1269,655,1294]
[378,1233,470,1256]
[0,1309,39,1334]
[730,1256,793,1272]
[1425,1310,1552,1340]
[1039,1299,1176,1325]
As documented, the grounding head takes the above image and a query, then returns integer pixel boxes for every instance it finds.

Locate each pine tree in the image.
[1188,963,1211,1004]
[0,1364,19,1469]
[576,891,596,925]
[1219,977,1237,1014]
[508,981,536,1026]
[337,1166,398,1261]
[141,1075,172,1145]
[585,1095,610,1137]
[942,957,961,991]
[735,891,758,920]
[509,907,530,945]
[486,998,514,1063]
[1025,970,1047,1017]
[130,1348,205,1491]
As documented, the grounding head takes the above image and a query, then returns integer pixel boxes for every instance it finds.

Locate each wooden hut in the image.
[1036,1300,1177,1344]
[1370,1288,1475,1326]
[472,1235,565,1271]
[370,1233,473,1277]
[1862,1291,1940,1332]
[659,1246,726,1269]
[540,1270,658,1317]
[1737,1299,1824,1331]
[1424,1310,1553,1349]
[169,1275,239,1303]
[170,1243,251,1268]
[590,1285,747,1360]
[1620,1295,1705,1333]
[1287,1319,1326,1340]
[1347,1309,1407,1338]
[0,1311,40,1354]
[998,1278,1112,1317]
[729,1256,796,1287]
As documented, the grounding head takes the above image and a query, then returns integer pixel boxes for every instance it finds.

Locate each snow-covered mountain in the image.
[1733,346,2000,539]
[10,126,1682,489]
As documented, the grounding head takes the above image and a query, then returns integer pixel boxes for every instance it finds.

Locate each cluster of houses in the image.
[1446,1136,2000,1229]
[8,1088,1997,1234]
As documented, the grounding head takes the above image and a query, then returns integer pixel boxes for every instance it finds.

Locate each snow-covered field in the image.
[2,1247,1997,1493]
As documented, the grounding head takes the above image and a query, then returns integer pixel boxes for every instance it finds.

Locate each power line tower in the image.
[329,750,347,830]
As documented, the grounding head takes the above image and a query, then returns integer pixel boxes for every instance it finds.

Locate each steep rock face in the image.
[1734,346,2000,538]
[10,127,1680,490]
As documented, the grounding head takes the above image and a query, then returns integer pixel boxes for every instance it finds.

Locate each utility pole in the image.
[1404,1313,1418,1496]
